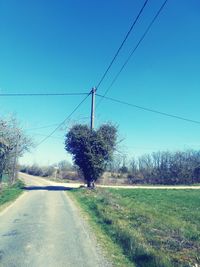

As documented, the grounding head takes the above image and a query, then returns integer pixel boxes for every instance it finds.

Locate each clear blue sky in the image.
[0,0,200,165]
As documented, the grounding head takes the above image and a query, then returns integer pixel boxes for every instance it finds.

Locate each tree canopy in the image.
[65,123,117,187]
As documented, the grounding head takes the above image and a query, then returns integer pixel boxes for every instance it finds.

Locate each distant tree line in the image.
[20,160,78,180]
[20,149,200,185]
[129,150,200,185]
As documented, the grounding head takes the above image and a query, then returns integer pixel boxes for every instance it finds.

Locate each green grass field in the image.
[0,180,24,207]
[70,188,200,267]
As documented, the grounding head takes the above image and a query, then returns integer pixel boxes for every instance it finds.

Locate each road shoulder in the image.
[65,191,113,267]
[0,180,26,215]
[68,190,134,267]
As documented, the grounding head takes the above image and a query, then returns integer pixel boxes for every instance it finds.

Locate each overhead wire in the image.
[25,117,90,131]
[12,0,170,150]
[26,123,62,131]
[97,0,168,107]
[95,0,150,90]
[32,133,64,140]
[34,93,91,148]
[96,93,200,125]
[0,92,88,96]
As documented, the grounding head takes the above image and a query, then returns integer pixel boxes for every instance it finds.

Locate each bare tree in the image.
[0,117,32,186]
[129,150,200,185]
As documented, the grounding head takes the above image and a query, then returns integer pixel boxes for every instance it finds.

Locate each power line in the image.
[26,123,61,131]
[0,92,88,96]
[34,93,91,148]
[96,93,200,125]
[25,117,90,131]
[96,0,149,90]
[32,133,64,140]
[97,0,168,107]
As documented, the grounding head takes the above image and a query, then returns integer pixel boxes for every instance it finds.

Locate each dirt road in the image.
[20,173,200,190]
[0,173,110,267]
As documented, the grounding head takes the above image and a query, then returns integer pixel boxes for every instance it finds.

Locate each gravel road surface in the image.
[0,173,110,267]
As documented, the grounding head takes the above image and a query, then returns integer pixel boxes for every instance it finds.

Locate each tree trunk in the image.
[0,173,2,190]
[87,180,95,188]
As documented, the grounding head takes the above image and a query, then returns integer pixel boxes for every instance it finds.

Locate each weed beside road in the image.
[0,180,24,207]
[71,188,200,267]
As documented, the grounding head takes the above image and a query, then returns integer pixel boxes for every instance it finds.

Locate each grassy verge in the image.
[69,190,135,267]
[70,188,200,267]
[0,180,24,209]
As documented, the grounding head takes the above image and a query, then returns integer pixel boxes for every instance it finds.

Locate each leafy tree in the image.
[65,123,117,187]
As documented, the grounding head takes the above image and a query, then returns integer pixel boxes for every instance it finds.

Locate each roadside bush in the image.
[41,166,54,177]
[20,164,54,177]
[20,163,80,181]
[127,174,145,184]
[119,166,129,174]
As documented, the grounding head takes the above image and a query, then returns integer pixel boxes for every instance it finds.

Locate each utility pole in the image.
[90,87,96,130]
